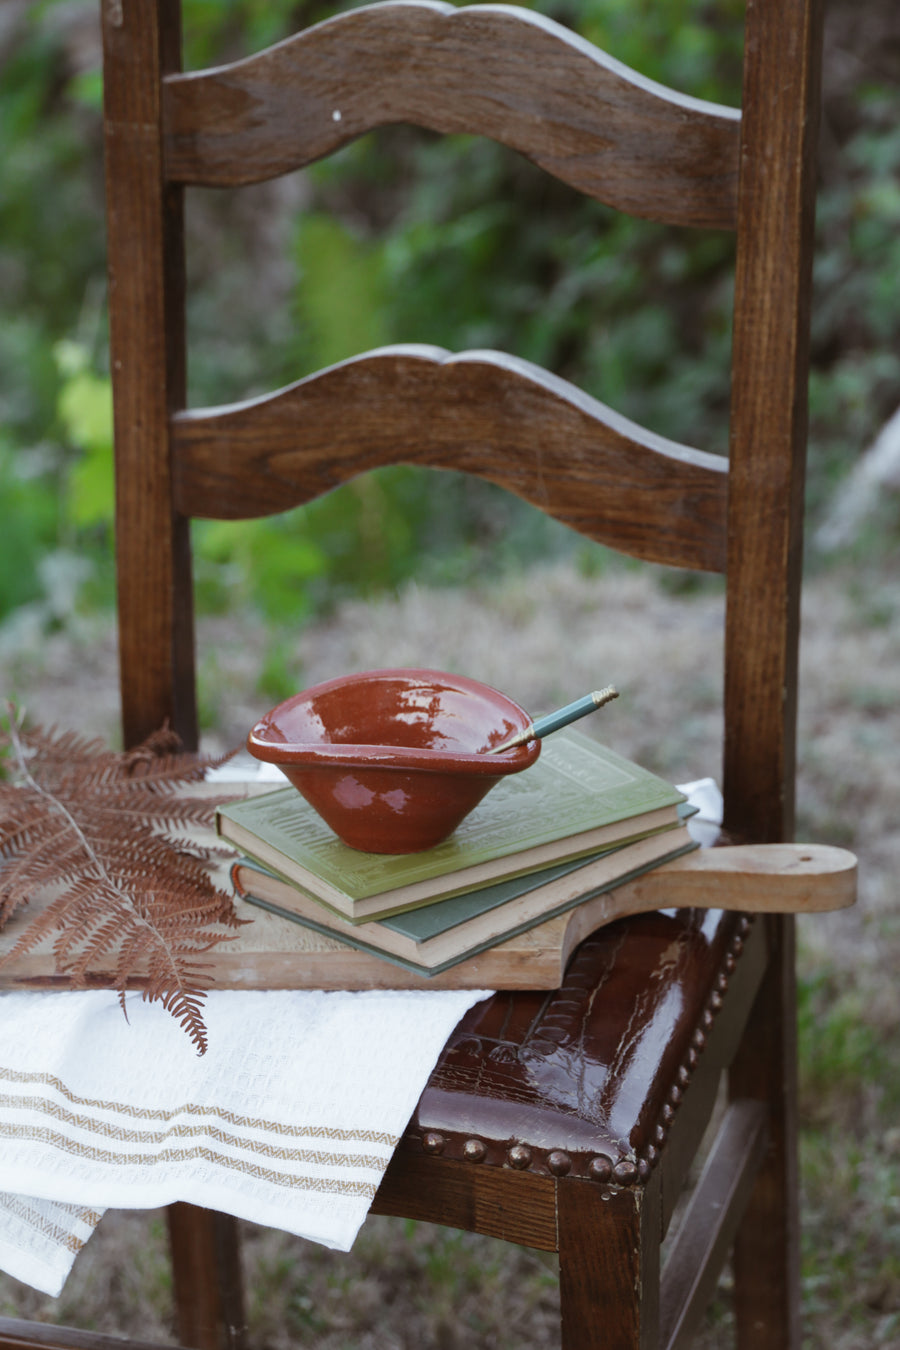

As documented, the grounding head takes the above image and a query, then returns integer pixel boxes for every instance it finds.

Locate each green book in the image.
[232,825,697,976]
[217,730,687,923]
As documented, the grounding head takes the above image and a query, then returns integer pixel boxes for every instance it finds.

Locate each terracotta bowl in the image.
[247,667,540,853]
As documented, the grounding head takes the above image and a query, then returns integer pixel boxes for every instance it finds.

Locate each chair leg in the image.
[729,914,801,1349]
[166,1205,246,1350]
[558,1172,661,1350]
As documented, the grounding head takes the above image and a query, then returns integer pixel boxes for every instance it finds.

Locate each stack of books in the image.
[216,730,696,978]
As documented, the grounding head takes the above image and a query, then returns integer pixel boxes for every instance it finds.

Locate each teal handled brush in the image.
[489,685,619,754]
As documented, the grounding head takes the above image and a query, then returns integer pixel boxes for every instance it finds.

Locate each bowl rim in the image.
[247,667,540,775]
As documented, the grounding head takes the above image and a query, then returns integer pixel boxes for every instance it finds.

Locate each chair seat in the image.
[398,908,758,1183]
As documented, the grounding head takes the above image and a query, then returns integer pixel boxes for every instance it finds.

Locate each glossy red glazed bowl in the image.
[247,668,540,853]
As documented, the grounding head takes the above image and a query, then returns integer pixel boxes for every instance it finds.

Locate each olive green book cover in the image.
[217,731,686,922]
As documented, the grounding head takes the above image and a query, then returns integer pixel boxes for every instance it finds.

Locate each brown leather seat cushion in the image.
[402,908,752,1181]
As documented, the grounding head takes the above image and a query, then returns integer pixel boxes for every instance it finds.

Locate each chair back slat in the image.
[173,347,728,572]
[163,0,740,228]
[104,0,822,809]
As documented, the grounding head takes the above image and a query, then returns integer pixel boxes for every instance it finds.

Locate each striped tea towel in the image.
[0,986,489,1296]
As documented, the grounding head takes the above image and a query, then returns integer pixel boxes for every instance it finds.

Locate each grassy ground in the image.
[0,556,897,1346]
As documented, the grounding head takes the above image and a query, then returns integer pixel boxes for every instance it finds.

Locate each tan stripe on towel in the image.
[0,1124,377,1198]
[0,1193,90,1255]
[0,1093,388,1171]
[0,1068,395,1146]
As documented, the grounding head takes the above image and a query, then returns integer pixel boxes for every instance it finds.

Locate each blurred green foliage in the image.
[0,0,897,639]
[798,967,898,1117]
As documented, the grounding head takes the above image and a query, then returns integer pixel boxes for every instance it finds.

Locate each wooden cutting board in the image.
[0,841,856,992]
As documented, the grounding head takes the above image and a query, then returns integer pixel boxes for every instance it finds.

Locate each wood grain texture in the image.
[173,346,729,573]
[0,843,851,992]
[558,1171,661,1350]
[586,842,856,919]
[554,841,852,997]
[722,0,824,846]
[0,1323,173,1350]
[659,1101,768,1350]
[0,894,578,991]
[166,1205,246,1350]
[372,1152,557,1249]
[163,0,740,229]
[102,0,198,750]
[721,0,824,1343]
[730,913,802,1349]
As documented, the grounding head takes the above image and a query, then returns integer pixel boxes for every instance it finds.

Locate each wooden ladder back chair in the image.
[0,1,826,1348]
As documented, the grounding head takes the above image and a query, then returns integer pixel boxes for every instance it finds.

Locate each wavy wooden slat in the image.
[172,346,728,572]
[163,1,740,229]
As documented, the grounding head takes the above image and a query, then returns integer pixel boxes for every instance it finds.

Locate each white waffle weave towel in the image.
[0,987,489,1296]
[0,778,721,1297]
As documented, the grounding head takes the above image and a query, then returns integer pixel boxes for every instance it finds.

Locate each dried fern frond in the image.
[0,707,245,1054]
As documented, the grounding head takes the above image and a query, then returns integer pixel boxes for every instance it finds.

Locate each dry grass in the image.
[1,557,897,1346]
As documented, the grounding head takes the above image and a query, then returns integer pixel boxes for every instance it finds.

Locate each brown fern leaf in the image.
[0,707,246,1054]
